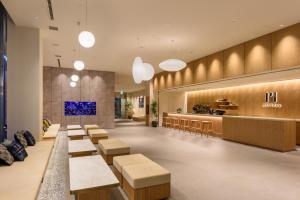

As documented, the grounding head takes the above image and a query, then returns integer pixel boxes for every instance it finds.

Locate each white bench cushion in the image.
[98,139,130,155]
[113,154,152,173]
[83,124,99,131]
[43,124,60,139]
[122,162,171,189]
[88,129,108,137]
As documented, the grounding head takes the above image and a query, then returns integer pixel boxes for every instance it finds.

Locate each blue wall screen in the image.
[64,101,96,116]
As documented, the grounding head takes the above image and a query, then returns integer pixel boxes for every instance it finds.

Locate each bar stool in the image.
[183,119,190,133]
[202,121,213,137]
[179,119,185,132]
[165,117,172,128]
[173,118,180,130]
[162,117,167,127]
[190,120,199,135]
[195,121,203,136]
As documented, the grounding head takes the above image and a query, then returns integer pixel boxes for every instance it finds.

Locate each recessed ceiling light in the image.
[279,24,284,27]
[52,43,59,46]
[34,16,39,20]
[231,18,239,22]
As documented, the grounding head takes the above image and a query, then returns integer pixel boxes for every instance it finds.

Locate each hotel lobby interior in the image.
[1,0,300,200]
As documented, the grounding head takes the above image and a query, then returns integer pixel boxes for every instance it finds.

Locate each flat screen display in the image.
[64,101,96,116]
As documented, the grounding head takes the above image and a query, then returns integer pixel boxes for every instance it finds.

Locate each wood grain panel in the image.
[245,34,272,74]
[223,116,296,152]
[206,52,224,81]
[187,79,300,119]
[272,23,300,69]
[153,77,159,91]
[182,63,194,85]
[296,122,300,145]
[193,58,207,83]
[158,73,166,90]
[173,71,183,87]
[165,73,174,89]
[223,44,245,78]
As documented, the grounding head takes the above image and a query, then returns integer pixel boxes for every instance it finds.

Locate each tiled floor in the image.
[39,125,300,200]
[108,125,300,200]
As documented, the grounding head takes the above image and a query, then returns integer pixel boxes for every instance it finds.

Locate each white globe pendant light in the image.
[132,57,145,84]
[78,31,95,48]
[143,63,154,81]
[74,60,85,71]
[159,59,187,72]
[71,74,79,82]
[70,81,77,87]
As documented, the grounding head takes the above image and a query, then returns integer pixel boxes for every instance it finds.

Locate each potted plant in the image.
[125,101,134,119]
[177,108,182,113]
[151,100,158,127]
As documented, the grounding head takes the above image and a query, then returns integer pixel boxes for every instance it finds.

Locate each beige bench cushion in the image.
[43,124,60,139]
[113,154,152,173]
[0,140,54,200]
[122,162,171,189]
[98,139,130,155]
[83,124,99,131]
[88,129,108,137]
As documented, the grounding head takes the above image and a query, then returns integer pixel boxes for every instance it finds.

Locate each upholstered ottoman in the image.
[88,129,108,144]
[83,124,99,132]
[98,139,130,165]
[122,162,171,200]
[113,154,152,187]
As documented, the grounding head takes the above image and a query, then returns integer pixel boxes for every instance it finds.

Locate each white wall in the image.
[158,91,187,126]
[7,23,43,140]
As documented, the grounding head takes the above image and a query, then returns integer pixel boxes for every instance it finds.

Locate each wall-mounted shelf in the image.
[218,105,238,110]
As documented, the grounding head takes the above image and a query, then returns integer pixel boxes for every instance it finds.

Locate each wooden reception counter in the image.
[166,113,298,152]
[223,115,296,152]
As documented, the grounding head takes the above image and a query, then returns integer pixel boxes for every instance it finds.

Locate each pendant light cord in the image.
[85,0,88,29]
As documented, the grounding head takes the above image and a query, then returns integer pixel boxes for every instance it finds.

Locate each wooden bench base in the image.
[90,136,108,144]
[69,151,95,158]
[69,135,84,140]
[76,187,112,200]
[112,166,123,187]
[100,151,129,165]
[123,178,170,200]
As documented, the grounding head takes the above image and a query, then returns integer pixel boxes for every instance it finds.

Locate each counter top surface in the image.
[168,113,300,121]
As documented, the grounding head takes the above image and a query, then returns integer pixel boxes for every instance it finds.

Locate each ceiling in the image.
[2,0,300,91]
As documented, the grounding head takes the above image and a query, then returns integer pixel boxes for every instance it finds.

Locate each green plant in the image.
[177,108,182,113]
[151,100,158,119]
[125,101,134,118]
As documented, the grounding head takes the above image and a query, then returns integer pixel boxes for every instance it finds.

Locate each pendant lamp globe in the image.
[159,59,186,72]
[73,60,85,71]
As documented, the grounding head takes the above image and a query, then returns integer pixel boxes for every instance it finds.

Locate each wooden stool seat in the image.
[190,120,200,135]
[202,121,213,137]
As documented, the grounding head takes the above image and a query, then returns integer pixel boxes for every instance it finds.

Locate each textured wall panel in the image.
[43,67,115,128]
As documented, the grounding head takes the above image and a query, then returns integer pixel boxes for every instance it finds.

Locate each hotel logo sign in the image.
[262,92,282,108]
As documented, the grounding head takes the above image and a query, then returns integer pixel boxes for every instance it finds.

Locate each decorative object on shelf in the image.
[138,96,144,108]
[71,74,79,82]
[159,59,186,72]
[74,60,85,71]
[70,81,76,87]
[151,100,158,127]
[125,101,134,119]
[215,99,238,110]
[78,0,95,48]
[176,108,182,113]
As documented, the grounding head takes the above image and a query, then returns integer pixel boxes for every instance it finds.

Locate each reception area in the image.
[0,1,300,200]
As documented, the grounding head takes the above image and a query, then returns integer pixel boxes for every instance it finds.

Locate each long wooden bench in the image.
[0,140,55,200]
[42,124,61,140]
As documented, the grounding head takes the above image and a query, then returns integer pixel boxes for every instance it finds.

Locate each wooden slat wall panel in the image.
[245,34,272,74]
[272,23,300,69]
[223,44,245,78]
[193,58,207,83]
[153,23,300,91]
[206,52,224,81]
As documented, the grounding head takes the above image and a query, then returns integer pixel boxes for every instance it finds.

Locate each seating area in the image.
[1,1,300,200]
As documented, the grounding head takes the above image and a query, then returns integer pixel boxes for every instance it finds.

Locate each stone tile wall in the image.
[43,67,115,128]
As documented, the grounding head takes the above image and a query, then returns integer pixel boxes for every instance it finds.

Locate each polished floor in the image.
[108,124,300,200]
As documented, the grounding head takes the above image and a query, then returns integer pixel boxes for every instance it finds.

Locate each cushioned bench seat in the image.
[83,124,99,132]
[113,154,152,186]
[0,140,54,200]
[98,139,130,165]
[43,124,61,140]
[122,162,171,200]
[88,129,108,144]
